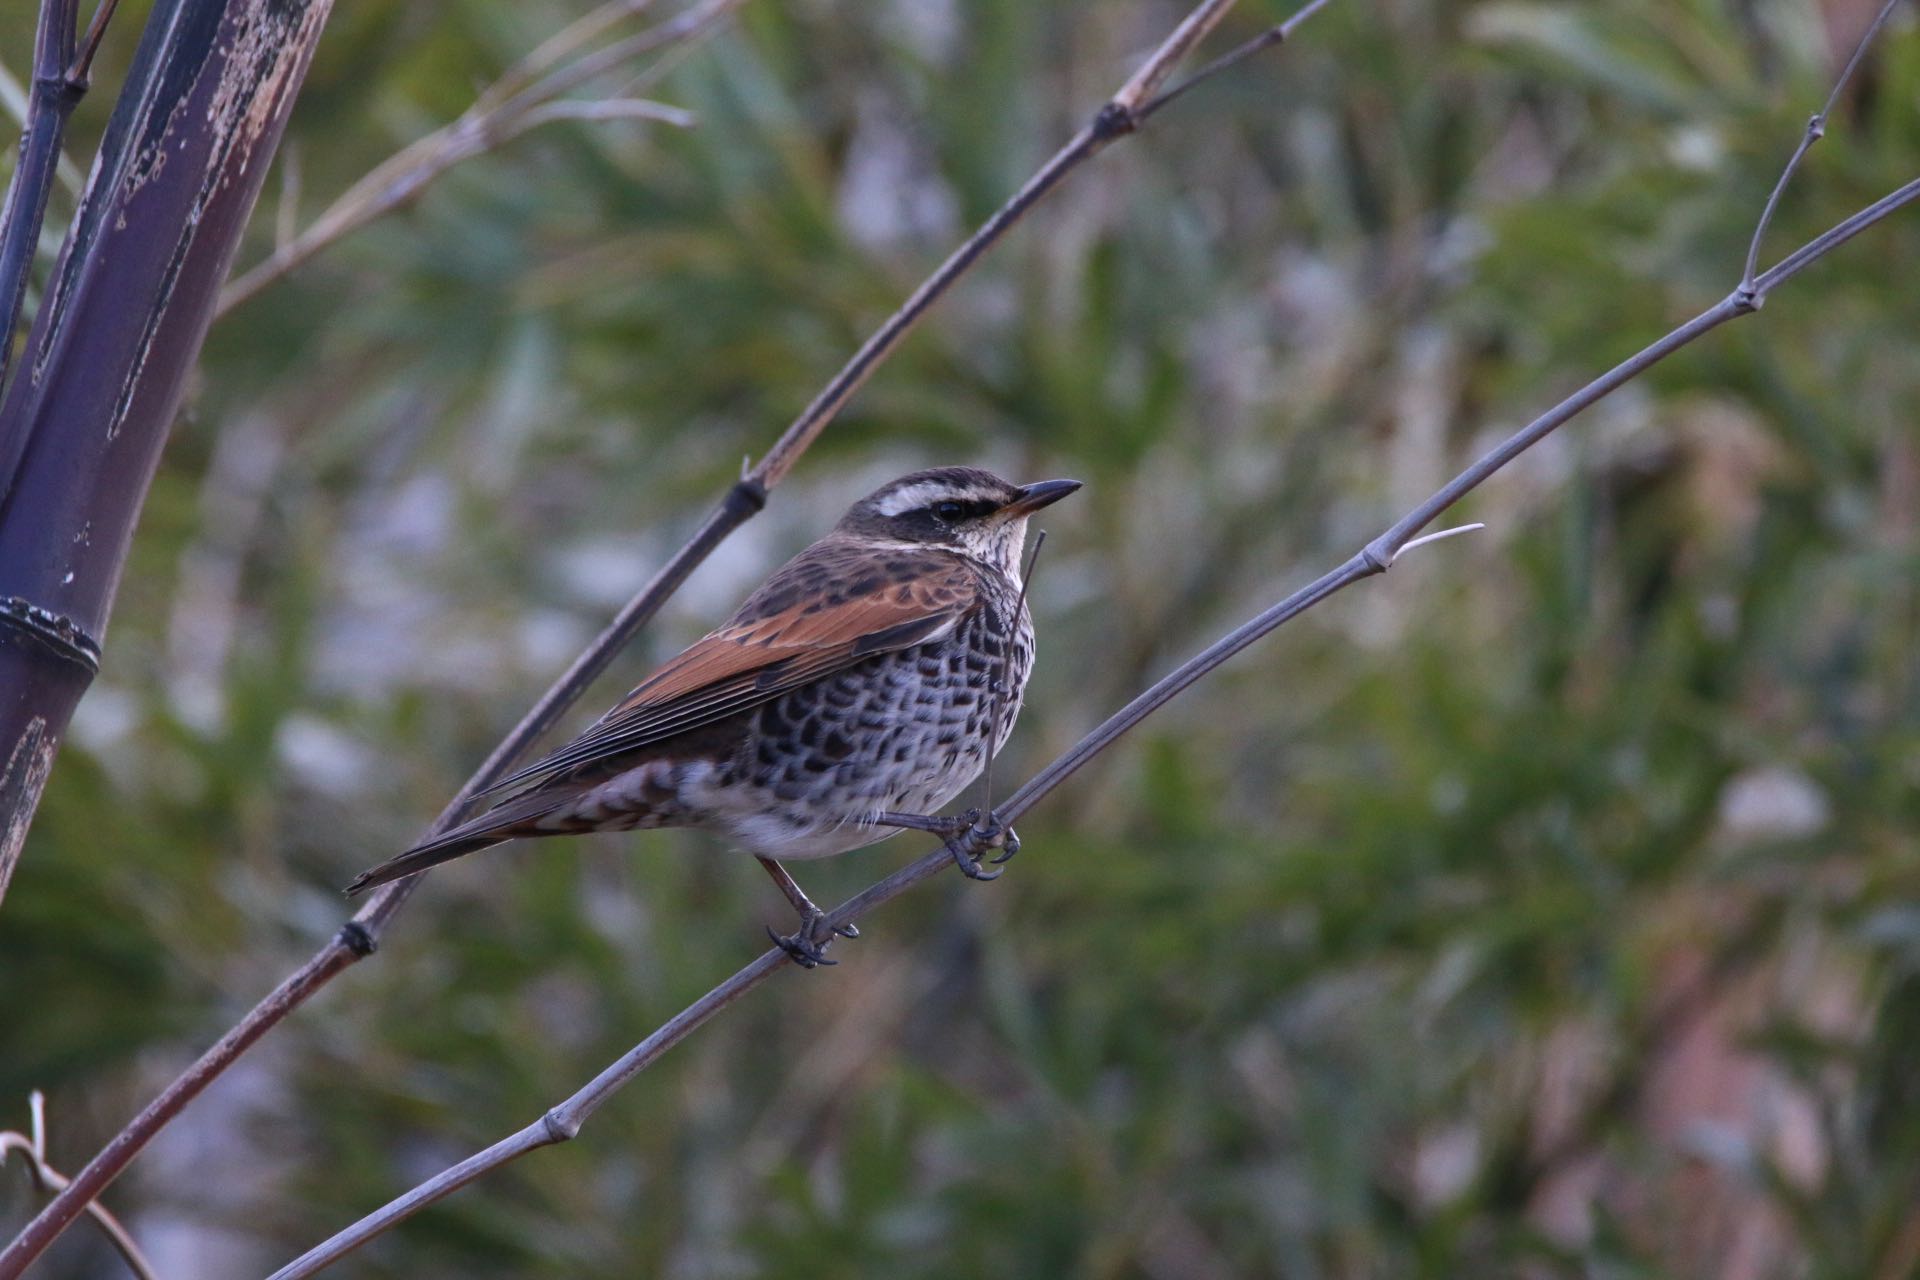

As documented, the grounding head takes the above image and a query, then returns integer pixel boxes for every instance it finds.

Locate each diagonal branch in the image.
[216,0,735,315]
[0,2,1321,1273]
[264,13,1920,1273]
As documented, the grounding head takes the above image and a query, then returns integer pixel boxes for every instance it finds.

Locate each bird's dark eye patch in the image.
[926,498,998,524]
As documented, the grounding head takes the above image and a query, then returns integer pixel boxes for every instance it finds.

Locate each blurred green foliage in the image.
[4,0,1920,1275]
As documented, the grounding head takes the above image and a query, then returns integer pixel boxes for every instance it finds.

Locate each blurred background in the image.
[4,0,1920,1275]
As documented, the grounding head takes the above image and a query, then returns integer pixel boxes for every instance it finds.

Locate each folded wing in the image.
[486,544,981,793]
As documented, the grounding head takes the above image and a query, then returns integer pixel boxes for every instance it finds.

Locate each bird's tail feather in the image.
[344,791,569,896]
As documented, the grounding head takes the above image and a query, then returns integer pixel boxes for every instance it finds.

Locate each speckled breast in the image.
[704,580,1035,859]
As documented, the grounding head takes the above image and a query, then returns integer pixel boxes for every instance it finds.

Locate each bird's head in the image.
[837,466,1082,578]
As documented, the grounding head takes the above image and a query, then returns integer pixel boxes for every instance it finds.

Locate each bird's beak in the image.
[1002,478,1083,517]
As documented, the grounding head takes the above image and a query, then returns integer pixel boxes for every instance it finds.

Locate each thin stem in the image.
[264,1121,563,1280]
[491,0,736,124]
[1137,0,1334,123]
[1,1,1314,1272]
[0,0,80,403]
[745,130,1099,487]
[356,494,754,932]
[498,97,697,138]
[269,74,1920,1275]
[65,0,122,87]
[1,1094,157,1280]
[216,0,740,315]
[1109,0,1240,112]
[1738,0,1903,296]
[475,0,660,110]
[1363,299,1745,562]
[266,949,787,1280]
[1751,171,1920,298]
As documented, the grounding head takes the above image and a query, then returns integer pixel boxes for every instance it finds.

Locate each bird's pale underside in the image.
[346,466,1080,964]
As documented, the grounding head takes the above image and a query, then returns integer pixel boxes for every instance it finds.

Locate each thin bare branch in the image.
[216,0,739,316]
[1110,0,1240,112]
[1739,0,1904,297]
[273,144,302,252]
[0,1094,158,1280]
[1,1,1307,1272]
[264,13,1920,1267]
[1138,0,1334,122]
[493,0,736,121]
[65,0,121,87]
[477,0,660,109]
[499,96,698,140]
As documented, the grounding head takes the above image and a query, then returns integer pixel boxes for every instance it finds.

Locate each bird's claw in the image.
[873,806,1023,880]
[942,810,1018,879]
[767,924,835,967]
[988,823,1022,865]
[767,908,849,969]
[961,807,1019,864]
[945,833,1004,881]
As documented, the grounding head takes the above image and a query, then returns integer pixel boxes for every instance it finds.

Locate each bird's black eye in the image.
[932,500,967,523]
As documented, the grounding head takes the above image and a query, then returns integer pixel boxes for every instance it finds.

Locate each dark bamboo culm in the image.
[0,0,336,903]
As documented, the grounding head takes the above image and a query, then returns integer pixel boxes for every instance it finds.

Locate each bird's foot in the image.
[923,808,1022,880]
[766,907,858,970]
[870,808,1021,880]
[757,857,857,969]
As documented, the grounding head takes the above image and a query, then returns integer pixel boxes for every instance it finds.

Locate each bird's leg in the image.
[757,856,858,969]
[869,809,1020,882]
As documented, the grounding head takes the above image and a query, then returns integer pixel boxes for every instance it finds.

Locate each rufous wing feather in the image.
[483,544,983,794]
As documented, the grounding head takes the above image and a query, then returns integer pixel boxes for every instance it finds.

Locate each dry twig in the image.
[0,1093,157,1280]
[214,0,730,315]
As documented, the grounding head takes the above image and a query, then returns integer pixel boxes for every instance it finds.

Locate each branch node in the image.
[1360,543,1392,575]
[542,1108,580,1143]
[1091,101,1140,141]
[336,921,378,958]
[34,72,85,106]
[0,596,103,673]
[726,477,769,516]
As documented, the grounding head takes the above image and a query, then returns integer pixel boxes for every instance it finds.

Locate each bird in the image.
[346,466,1080,965]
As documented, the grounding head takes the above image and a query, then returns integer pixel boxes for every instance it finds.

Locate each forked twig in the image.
[1137,0,1334,124]
[262,8,1920,1272]
[215,0,731,315]
[65,0,121,87]
[0,1094,157,1280]
[1739,0,1905,299]
[0,3,1329,1274]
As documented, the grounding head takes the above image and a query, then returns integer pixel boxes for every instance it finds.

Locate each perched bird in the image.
[347,466,1079,964]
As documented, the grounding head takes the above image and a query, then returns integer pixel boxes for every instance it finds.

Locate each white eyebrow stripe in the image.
[876,482,946,516]
[875,482,1002,517]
